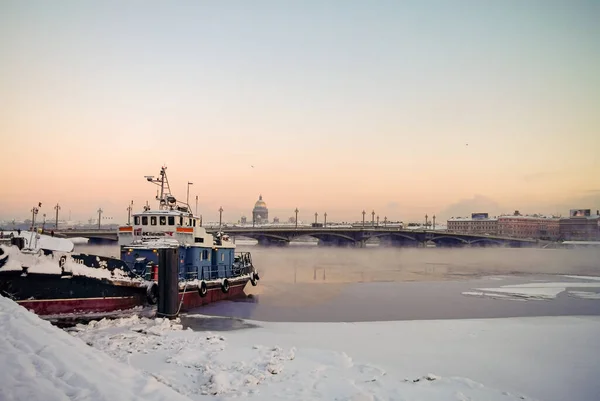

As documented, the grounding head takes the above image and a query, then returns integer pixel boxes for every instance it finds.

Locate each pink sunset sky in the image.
[1,1,599,223]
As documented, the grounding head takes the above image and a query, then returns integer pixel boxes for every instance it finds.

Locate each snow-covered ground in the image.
[1,289,597,401]
[66,314,600,401]
[0,295,190,401]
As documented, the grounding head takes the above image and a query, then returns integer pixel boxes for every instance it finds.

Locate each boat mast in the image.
[145,166,172,211]
[144,166,191,213]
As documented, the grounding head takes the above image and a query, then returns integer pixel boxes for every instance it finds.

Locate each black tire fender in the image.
[198,281,208,298]
[147,283,158,305]
[250,272,258,286]
[221,279,230,294]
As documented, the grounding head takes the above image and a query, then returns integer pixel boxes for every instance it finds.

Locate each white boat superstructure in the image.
[117,166,233,249]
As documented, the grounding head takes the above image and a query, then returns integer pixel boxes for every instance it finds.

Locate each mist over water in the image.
[76,243,600,285]
[74,243,600,321]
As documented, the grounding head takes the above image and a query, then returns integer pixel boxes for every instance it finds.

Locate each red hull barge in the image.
[178,282,248,310]
[17,295,145,316]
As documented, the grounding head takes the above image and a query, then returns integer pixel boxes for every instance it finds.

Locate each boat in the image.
[117,166,260,311]
[0,166,260,317]
[0,244,154,316]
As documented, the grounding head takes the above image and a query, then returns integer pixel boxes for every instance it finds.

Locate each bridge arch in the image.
[430,236,469,243]
[239,233,289,242]
[369,232,418,242]
[301,231,357,243]
[469,238,504,246]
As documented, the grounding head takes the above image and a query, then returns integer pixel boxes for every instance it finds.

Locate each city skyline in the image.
[2,1,599,222]
[2,192,597,226]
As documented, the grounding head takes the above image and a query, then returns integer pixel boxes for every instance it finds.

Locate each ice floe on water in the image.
[563,275,600,281]
[462,276,600,301]
[568,291,600,300]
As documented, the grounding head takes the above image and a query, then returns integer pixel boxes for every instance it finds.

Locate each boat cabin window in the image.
[168,216,175,225]
[221,253,225,262]
[202,250,209,260]
[193,219,196,227]
[195,237,204,243]
[160,216,166,225]
[179,216,183,226]
[134,216,140,225]
[142,216,148,225]
[151,216,157,226]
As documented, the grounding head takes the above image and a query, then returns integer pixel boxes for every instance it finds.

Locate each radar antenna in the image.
[144,166,192,213]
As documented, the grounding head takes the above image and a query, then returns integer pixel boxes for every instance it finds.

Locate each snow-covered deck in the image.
[0,245,143,284]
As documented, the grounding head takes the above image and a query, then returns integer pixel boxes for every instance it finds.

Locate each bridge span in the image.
[55,227,542,248]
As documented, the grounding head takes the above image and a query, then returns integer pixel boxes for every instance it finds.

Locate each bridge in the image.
[55,227,542,248]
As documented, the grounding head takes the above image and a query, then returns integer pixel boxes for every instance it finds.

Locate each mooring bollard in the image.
[157,248,179,318]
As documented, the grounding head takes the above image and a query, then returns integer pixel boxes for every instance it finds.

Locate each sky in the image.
[1,0,599,224]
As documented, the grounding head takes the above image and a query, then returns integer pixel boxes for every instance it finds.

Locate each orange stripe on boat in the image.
[118,226,133,232]
[176,227,193,233]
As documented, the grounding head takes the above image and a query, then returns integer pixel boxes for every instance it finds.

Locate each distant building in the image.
[497,215,560,240]
[252,195,269,225]
[273,217,280,224]
[559,209,600,241]
[240,216,247,224]
[447,213,498,235]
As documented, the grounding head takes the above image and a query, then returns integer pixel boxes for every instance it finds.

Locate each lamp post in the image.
[371,210,375,227]
[54,203,61,229]
[98,208,103,229]
[362,210,366,227]
[31,203,40,231]
[127,200,133,225]
[384,216,388,227]
[433,215,436,231]
[29,203,41,247]
[295,208,299,229]
[186,182,193,207]
[324,212,327,227]
[218,206,223,232]
[425,214,428,230]
[314,212,318,225]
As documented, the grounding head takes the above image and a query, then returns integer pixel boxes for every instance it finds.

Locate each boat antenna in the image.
[144,166,174,211]
[144,166,194,214]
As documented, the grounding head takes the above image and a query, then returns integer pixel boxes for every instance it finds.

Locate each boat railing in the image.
[181,251,255,282]
[233,251,254,276]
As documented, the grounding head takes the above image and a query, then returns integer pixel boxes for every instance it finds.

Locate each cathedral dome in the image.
[252,195,269,224]
[253,195,267,210]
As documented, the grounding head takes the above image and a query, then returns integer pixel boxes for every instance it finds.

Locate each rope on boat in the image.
[156,279,188,319]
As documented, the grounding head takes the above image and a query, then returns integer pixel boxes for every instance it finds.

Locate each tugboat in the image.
[0,166,260,317]
[117,166,260,310]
